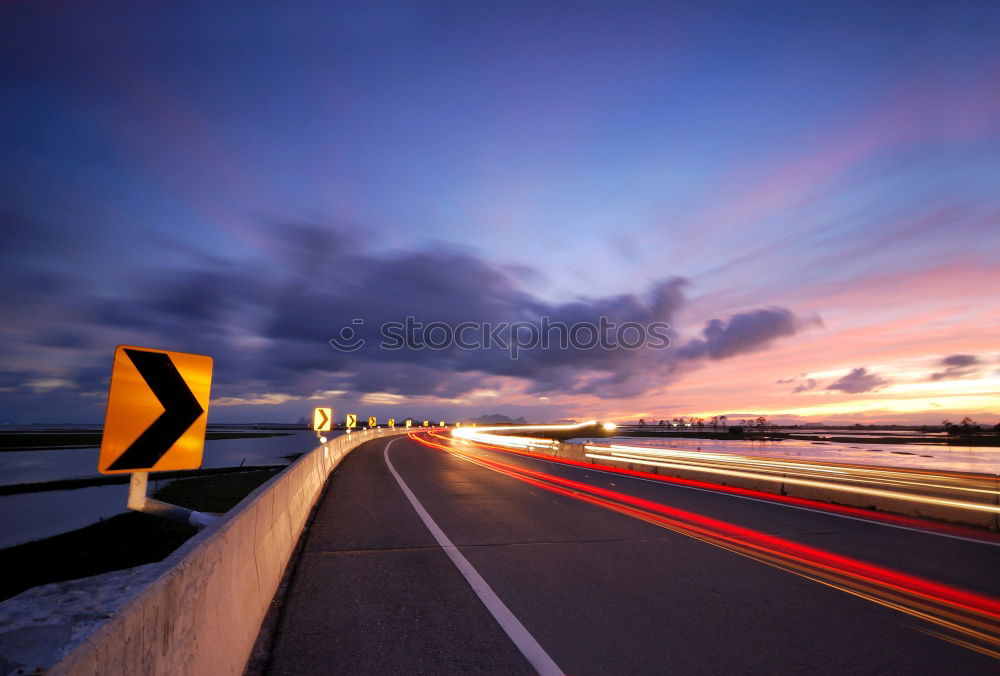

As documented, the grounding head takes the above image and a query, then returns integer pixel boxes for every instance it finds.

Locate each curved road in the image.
[260,433,1000,674]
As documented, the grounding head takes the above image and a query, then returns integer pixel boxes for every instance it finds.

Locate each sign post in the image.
[99,345,215,527]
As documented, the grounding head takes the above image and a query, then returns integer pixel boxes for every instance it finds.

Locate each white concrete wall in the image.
[47,428,411,676]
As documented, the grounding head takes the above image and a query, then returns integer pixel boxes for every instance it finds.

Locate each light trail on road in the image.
[412,431,1000,659]
[586,444,999,508]
[448,430,1000,544]
[452,425,1000,521]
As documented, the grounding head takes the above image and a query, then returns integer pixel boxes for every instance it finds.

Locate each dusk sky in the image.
[2,1,998,425]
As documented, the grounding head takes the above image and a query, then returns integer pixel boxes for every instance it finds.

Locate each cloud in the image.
[825,367,888,394]
[930,354,980,380]
[792,378,817,394]
[0,220,819,418]
[942,354,978,367]
[27,378,76,394]
[777,372,818,393]
[676,308,819,361]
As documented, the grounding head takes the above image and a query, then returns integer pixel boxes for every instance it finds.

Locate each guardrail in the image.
[0,427,412,675]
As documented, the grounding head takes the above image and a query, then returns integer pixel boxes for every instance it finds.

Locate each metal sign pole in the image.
[127,471,216,528]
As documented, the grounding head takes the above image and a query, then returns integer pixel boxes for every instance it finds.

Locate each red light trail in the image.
[445,431,1000,544]
[409,431,1000,659]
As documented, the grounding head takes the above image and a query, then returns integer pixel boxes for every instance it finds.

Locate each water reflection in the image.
[0,430,327,486]
[0,430,330,549]
[0,485,126,549]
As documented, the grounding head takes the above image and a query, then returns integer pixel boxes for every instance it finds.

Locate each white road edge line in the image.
[464,443,1000,548]
[384,437,564,676]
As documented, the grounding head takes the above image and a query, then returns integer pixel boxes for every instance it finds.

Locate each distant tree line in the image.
[632,415,1000,440]
[635,415,777,435]
[941,417,1000,440]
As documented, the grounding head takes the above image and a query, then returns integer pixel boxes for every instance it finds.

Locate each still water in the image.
[0,430,327,549]
[0,486,127,549]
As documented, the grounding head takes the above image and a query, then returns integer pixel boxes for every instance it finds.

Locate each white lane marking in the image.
[384,437,564,676]
[464,444,1000,548]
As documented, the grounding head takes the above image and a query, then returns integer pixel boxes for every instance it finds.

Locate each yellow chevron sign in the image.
[313,408,332,432]
[99,345,212,474]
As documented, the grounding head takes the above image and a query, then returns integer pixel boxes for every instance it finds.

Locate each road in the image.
[260,432,1000,674]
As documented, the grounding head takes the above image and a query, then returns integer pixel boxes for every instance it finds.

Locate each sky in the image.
[1,0,998,426]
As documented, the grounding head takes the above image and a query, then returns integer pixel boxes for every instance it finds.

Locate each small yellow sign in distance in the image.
[455,422,461,427]
[388,418,395,428]
[346,414,357,429]
[99,345,213,475]
[423,420,429,427]
[313,407,332,432]
[368,416,377,428]
[405,419,412,428]
[439,421,445,426]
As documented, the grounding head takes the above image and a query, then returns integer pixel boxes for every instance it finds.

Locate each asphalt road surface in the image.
[260,433,1000,675]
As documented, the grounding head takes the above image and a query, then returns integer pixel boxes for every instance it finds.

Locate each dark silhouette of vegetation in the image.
[618,414,998,446]
[941,416,992,443]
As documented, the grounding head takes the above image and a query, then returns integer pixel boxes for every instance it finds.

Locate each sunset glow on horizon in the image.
[1,1,998,426]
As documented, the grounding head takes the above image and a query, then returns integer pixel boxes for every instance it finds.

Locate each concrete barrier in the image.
[0,428,412,675]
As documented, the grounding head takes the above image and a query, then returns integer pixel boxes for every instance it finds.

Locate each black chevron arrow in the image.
[108,349,205,471]
[316,409,329,428]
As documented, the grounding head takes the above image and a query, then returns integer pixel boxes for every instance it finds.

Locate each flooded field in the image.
[0,429,330,548]
[0,486,127,549]
[0,429,327,486]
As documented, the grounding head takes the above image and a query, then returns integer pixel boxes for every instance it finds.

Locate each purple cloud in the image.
[793,378,818,394]
[0,221,821,419]
[677,308,819,361]
[826,367,888,394]
[930,354,980,381]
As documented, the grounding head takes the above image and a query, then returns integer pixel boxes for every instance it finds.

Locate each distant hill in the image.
[465,413,528,425]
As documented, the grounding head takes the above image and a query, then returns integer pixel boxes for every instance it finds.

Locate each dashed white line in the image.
[384,437,564,676]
